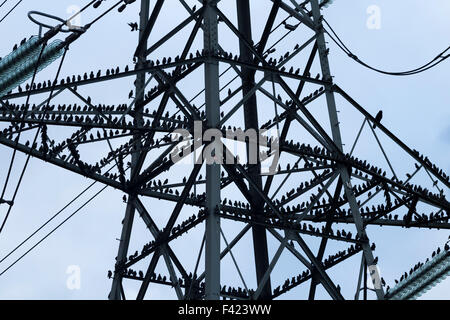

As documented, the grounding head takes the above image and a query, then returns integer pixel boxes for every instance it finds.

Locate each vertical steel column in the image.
[109,0,150,300]
[309,0,385,300]
[364,258,368,300]
[236,0,272,300]
[309,0,342,149]
[203,0,221,300]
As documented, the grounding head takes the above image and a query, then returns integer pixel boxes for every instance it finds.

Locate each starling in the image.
[128,22,138,31]
[373,110,383,129]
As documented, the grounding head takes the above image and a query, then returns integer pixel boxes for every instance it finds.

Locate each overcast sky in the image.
[0,0,448,300]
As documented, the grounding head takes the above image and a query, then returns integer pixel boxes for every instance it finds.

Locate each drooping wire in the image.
[322,17,450,76]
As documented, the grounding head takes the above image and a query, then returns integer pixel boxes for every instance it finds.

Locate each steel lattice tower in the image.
[0,0,449,300]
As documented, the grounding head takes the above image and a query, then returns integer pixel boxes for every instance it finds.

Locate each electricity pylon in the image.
[0,0,448,300]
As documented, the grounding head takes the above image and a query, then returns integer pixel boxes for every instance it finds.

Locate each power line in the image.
[0,159,134,276]
[0,0,120,234]
[0,180,98,265]
[0,0,8,9]
[0,184,108,277]
[0,47,68,234]
[0,117,148,272]
[0,0,133,234]
[322,17,450,76]
[0,42,48,234]
[85,0,124,28]
[0,0,23,24]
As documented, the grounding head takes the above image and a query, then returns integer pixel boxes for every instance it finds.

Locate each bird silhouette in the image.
[373,110,383,129]
[128,22,138,32]
[0,198,13,206]
[283,21,297,31]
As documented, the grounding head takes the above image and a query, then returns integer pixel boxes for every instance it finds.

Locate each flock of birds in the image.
[1,12,448,299]
[284,141,449,199]
[108,267,253,299]
[116,209,208,269]
[108,237,450,299]
[3,101,447,232]
[385,240,450,294]
[110,237,450,299]
[108,241,369,299]
[0,99,448,234]
[219,200,376,244]
[3,36,329,103]
[274,243,366,297]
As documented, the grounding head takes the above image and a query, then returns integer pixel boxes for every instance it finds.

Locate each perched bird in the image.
[128,22,138,31]
[283,21,297,31]
[373,110,383,129]
[0,198,13,206]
